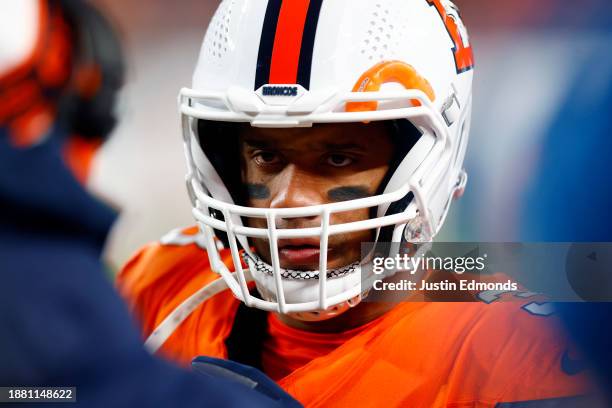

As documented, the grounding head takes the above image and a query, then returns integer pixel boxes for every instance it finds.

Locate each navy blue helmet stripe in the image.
[255,0,283,90]
[296,0,324,89]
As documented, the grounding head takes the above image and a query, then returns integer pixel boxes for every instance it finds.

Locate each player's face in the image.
[240,122,393,271]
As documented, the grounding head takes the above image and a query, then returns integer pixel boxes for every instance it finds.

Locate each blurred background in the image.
[87,0,612,270]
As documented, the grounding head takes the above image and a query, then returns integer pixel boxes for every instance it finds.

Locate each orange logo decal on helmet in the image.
[427,0,474,73]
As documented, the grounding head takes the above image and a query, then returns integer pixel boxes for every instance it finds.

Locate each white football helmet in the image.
[179,0,473,317]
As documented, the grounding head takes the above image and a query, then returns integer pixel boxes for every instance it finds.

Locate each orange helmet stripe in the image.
[269,0,311,85]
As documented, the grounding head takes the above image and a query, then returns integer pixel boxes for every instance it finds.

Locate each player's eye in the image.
[253,151,282,166]
[326,154,354,168]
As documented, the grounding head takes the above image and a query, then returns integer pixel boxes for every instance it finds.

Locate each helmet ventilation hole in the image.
[204,0,236,61]
[361,2,395,61]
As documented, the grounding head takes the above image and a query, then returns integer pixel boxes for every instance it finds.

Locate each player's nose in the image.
[269,165,324,228]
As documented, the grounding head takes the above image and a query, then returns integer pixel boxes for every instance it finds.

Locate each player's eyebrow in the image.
[321,142,365,151]
[242,138,275,149]
[242,138,366,151]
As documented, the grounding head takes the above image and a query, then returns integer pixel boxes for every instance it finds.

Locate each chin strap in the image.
[144,274,236,354]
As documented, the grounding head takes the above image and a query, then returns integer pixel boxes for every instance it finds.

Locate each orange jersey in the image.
[118,227,589,407]
[262,313,381,382]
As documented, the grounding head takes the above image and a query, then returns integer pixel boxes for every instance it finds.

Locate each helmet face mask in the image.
[180,0,474,316]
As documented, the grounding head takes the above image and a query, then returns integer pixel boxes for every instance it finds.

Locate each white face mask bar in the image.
[192,186,418,314]
[178,86,458,315]
[180,87,442,127]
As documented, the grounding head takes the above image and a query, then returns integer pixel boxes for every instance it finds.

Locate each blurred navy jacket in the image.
[0,125,299,407]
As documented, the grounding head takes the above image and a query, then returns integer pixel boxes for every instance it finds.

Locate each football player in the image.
[119,1,593,406]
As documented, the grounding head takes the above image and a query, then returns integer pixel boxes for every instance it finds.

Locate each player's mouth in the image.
[278,239,332,268]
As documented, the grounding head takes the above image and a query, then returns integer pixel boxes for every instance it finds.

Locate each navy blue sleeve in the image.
[0,230,299,408]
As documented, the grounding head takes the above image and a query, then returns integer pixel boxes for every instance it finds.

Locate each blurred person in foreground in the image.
[0,1,299,406]
[118,0,597,406]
